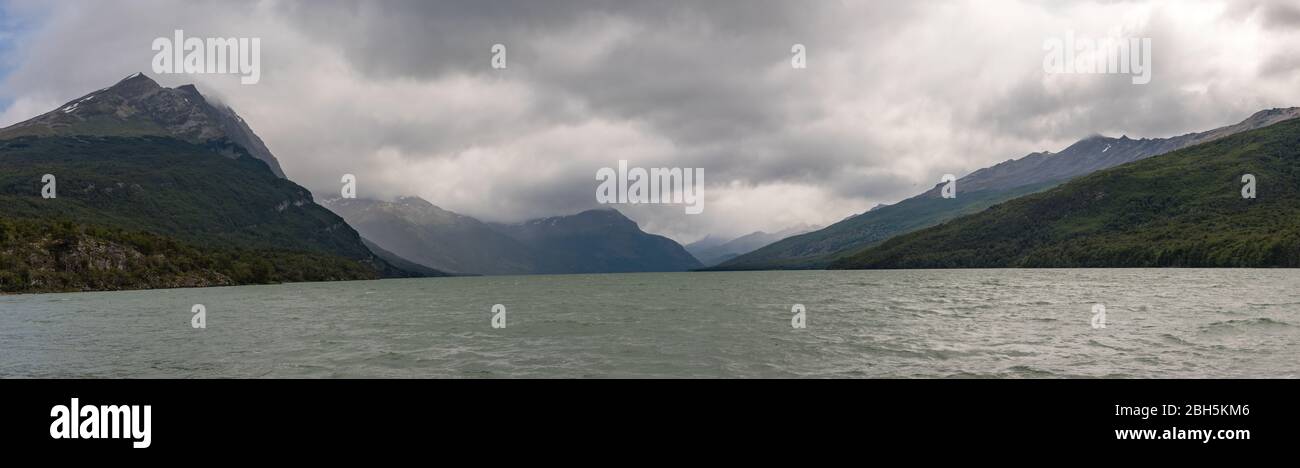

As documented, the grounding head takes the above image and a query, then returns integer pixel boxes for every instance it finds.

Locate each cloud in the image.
[1,0,1297,242]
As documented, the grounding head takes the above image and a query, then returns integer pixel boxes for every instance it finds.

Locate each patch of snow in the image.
[1102,144,1111,153]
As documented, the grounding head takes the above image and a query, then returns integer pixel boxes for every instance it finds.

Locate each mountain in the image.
[686,224,817,266]
[684,234,728,255]
[0,72,286,177]
[325,198,702,274]
[323,197,537,275]
[489,208,702,274]
[0,74,417,293]
[360,237,450,277]
[714,107,1300,270]
[831,116,1300,269]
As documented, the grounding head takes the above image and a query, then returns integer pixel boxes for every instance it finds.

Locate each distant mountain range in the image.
[832,115,1300,268]
[5,73,1292,293]
[686,224,817,266]
[0,74,417,293]
[323,197,702,275]
[713,107,1300,270]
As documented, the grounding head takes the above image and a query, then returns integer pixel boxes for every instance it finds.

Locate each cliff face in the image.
[0,74,430,293]
[0,221,228,293]
[0,73,287,177]
[0,218,384,294]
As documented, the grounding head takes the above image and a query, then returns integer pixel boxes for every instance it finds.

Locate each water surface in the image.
[2,269,1297,378]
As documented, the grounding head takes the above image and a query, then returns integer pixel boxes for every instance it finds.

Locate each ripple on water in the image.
[1,269,1298,378]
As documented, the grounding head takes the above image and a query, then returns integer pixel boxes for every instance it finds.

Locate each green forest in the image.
[0,135,389,293]
[832,117,1300,269]
[0,217,377,293]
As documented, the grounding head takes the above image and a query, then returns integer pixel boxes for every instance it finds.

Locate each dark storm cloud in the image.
[275,0,918,148]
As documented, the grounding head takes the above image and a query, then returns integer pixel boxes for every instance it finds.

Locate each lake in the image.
[2,269,1297,378]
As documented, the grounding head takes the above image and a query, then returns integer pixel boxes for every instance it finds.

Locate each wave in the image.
[1201,317,1293,332]
[1086,339,1134,352]
[1005,365,1058,377]
[1158,333,1195,346]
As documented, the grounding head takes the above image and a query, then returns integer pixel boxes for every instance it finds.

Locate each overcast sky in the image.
[2,0,1299,242]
